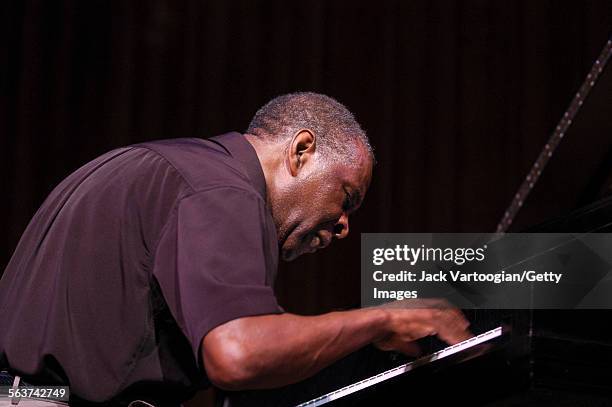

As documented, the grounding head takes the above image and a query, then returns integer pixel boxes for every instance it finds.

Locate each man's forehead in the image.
[322,140,373,189]
[334,159,372,194]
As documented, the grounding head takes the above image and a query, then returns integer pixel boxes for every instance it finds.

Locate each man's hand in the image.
[373,298,472,355]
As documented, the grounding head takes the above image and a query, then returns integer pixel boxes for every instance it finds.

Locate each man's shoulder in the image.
[133,137,254,194]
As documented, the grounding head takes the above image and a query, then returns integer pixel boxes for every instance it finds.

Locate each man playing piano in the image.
[0,92,470,406]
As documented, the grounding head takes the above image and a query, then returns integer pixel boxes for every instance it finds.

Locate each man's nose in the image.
[333,212,350,239]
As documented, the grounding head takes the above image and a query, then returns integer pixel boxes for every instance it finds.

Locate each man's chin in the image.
[281,245,309,262]
[281,249,298,262]
[281,233,316,261]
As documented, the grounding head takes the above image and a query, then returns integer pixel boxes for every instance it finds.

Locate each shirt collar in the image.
[207,132,268,201]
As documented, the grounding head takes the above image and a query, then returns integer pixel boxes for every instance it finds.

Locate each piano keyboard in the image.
[295,326,504,407]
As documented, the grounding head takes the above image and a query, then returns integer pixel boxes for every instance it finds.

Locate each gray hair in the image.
[246,92,374,166]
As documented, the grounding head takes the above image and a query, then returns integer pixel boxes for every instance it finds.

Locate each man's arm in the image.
[202,301,471,390]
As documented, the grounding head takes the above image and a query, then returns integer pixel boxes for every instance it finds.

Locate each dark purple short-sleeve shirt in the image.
[0,133,282,405]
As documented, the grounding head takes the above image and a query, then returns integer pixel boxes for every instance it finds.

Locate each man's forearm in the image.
[203,299,471,390]
[202,308,389,390]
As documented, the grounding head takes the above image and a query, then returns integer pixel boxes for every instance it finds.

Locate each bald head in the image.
[246,92,374,166]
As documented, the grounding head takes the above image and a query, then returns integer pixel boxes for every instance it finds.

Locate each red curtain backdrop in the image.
[2,0,611,313]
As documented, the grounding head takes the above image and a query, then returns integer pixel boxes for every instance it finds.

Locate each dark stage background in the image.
[2,0,612,315]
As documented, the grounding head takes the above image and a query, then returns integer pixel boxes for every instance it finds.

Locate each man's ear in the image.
[288,129,316,176]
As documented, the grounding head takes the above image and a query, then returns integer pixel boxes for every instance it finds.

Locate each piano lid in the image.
[503,37,612,232]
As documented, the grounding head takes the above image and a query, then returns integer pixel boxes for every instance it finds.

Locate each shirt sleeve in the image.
[152,186,282,362]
